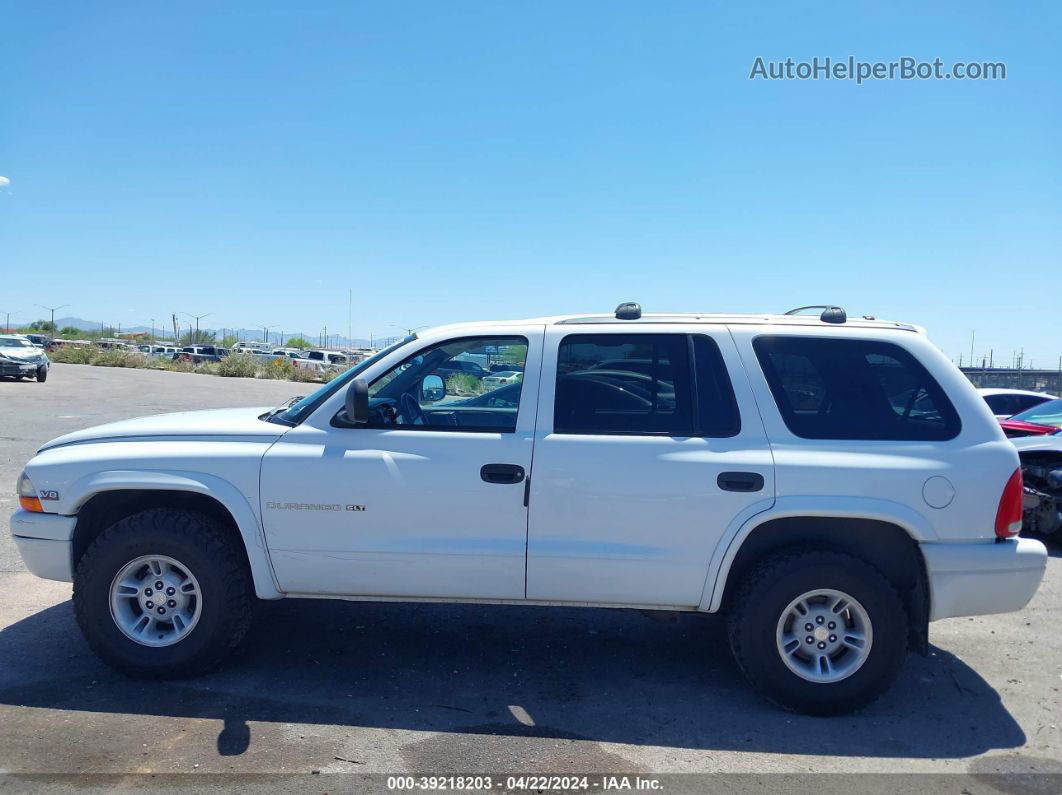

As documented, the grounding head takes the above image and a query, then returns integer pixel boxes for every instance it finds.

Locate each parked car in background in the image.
[1000,399,1062,538]
[977,388,1057,419]
[232,342,273,354]
[23,333,52,348]
[481,370,523,390]
[248,349,326,374]
[303,350,350,367]
[436,359,488,380]
[47,339,93,353]
[139,345,179,359]
[999,398,1062,438]
[0,334,50,382]
[173,346,230,364]
[489,362,524,373]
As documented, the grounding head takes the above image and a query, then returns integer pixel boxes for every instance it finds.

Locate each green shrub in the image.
[446,373,484,396]
[48,345,95,364]
[260,357,296,380]
[167,358,199,373]
[216,354,260,378]
[90,349,149,368]
[290,366,319,383]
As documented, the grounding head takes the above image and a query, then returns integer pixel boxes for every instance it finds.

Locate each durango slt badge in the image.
[265,502,364,512]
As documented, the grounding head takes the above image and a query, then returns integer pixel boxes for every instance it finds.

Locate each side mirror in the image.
[421,374,446,403]
[344,378,370,424]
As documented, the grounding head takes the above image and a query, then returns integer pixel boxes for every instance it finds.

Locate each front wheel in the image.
[36,366,48,382]
[727,549,908,715]
[73,509,253,678]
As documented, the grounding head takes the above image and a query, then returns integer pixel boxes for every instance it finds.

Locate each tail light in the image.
[995,467,1024,538]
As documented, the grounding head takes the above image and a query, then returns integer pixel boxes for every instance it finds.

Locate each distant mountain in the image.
[52,317,373,348]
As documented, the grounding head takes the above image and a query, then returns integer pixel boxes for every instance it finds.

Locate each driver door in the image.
[260,328,542,600]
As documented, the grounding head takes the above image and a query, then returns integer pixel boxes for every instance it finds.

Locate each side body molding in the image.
[698,495,937,612]
[66,469,282,600]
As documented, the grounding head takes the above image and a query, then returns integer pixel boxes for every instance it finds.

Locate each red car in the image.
[999,398,1062,437]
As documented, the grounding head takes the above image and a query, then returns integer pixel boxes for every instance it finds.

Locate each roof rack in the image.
[784,305,847,324]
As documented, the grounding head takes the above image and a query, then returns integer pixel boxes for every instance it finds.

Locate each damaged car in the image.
[1002,398,1062,537]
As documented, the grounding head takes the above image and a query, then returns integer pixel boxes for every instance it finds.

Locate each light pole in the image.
[261,324,277,346]
[1,309,18,333]
[36,303,70,332]
[181,311,212,342]
[150,318,155,344]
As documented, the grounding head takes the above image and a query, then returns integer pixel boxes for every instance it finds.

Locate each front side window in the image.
[363,336,529,431]
[553,333,740,437]
[753,336,960,441]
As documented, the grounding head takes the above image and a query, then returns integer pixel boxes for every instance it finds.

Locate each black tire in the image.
[727,549,908,716]
[36,367,48,383]
[73,509,253,678]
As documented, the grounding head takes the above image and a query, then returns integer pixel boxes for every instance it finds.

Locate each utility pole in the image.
[969,330,976,370]
[36,303,70,332]
[150,319,155,343]
[261,324,276,345]
[348,288,352,348]
[181,311,212,342]
[1,309,17,332]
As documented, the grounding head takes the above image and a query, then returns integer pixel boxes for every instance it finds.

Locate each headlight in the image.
[17,471,43,513]
[0,354,15,363]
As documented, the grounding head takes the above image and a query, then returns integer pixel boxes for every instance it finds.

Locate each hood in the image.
[0,347,45,361]
[39,406,288,451]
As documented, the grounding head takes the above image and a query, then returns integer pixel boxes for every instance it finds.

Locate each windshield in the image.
[268,335,417,425]
[0,338,32,348]
[1008,398,1062,429]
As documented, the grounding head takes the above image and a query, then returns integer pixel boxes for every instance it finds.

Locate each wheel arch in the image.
[68,471,282,600]
[705,507,930,654]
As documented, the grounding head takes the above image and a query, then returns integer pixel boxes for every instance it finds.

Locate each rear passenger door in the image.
[526,326,775,607]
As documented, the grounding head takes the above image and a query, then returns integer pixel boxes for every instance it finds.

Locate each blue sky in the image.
[2,1,1059,363]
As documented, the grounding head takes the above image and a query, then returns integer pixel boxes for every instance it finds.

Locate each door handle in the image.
[717,471,765,492]
[480,463,525,485]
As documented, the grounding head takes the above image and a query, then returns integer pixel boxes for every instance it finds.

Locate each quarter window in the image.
[753,336,960,441]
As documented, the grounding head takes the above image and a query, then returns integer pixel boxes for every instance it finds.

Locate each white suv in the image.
[10,304,1048,715]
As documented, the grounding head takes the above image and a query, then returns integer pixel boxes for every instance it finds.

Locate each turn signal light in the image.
[19,496,43,513]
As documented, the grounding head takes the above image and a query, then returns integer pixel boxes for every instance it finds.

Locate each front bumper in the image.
[10,509,76,582]
[0,360,43,376]
[922,537,1048,621]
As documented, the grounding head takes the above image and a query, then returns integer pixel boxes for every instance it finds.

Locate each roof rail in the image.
[784,305,847,324]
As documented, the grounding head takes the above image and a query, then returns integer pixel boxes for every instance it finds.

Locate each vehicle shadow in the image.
[0,598,1025,759]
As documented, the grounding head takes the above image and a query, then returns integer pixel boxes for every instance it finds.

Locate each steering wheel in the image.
[399,392,427,426]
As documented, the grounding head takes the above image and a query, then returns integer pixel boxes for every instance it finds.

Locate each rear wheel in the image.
[728,549,908,715]
[73,509,253,678]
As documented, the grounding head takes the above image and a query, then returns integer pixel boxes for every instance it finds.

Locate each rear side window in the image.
[554,333,740,437]
[753,336,960,441]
